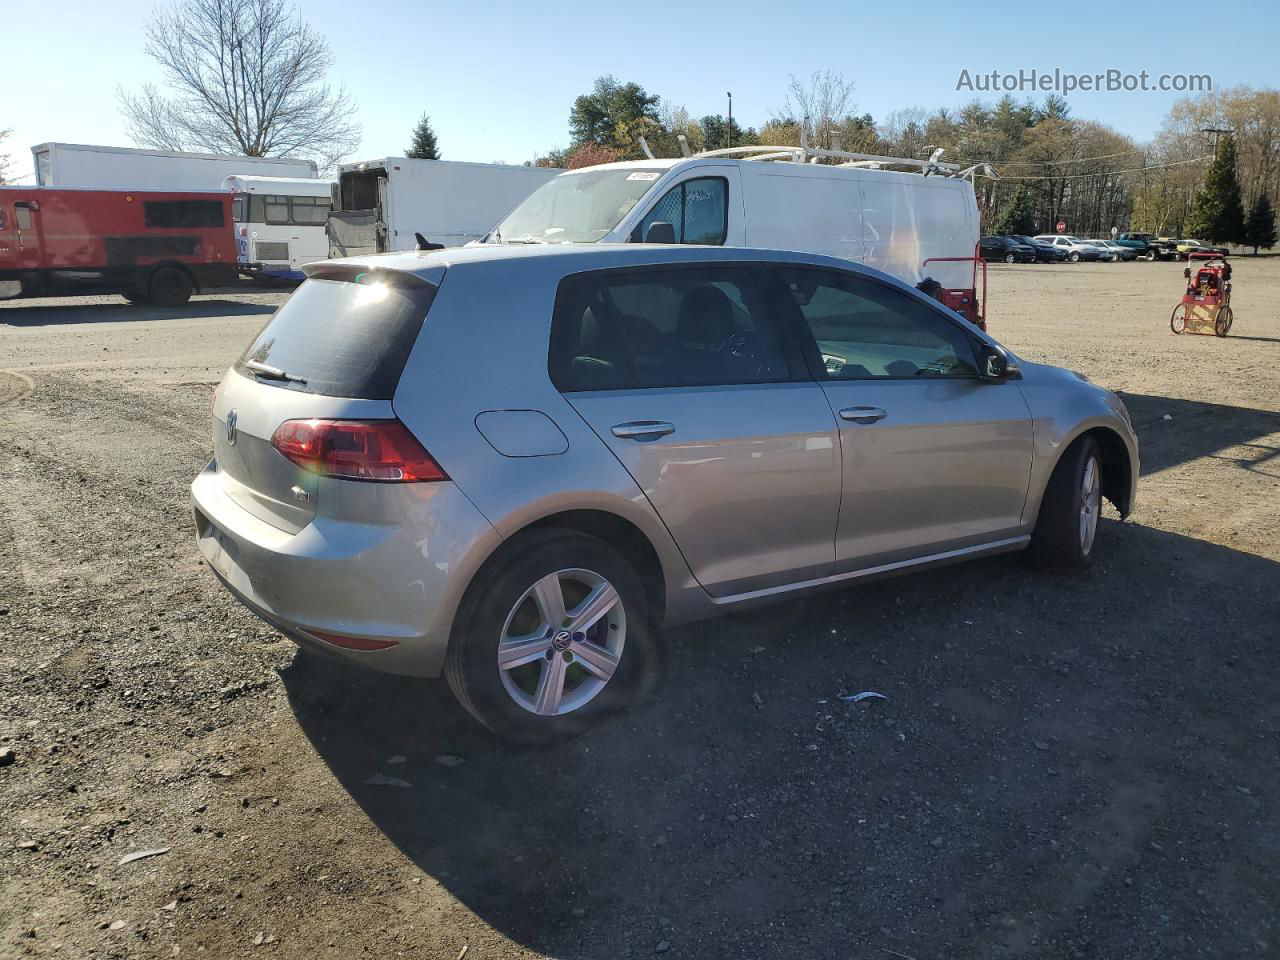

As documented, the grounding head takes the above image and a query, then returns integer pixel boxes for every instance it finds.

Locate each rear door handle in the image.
[839,406,887,424]
[611,420,675,441]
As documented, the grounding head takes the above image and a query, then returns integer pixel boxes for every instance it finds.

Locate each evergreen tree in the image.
[994,188,1036,235]
[1244,192,1277,254]
[406,114,440,160]
[1186,134,1246,244]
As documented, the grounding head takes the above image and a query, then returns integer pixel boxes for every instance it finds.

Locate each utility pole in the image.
[1201,126,1232,159]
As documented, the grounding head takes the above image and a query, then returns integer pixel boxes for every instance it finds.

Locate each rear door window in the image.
[234,269,436,398]
[549,265,789,391]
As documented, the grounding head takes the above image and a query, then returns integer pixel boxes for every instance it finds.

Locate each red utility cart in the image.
[0,187,237,306]
[1171,252,1233,337]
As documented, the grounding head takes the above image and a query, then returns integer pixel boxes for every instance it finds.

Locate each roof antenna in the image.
[415,232,444,251]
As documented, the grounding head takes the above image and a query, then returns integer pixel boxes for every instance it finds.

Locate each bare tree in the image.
[0,128,13,183]
[776,70,859,150]
[118,0,360,173]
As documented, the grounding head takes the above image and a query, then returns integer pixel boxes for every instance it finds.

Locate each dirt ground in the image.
[1,260,1278,960]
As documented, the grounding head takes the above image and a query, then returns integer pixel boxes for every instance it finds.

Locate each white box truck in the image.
[32,143,318,191]
[328,157,560,257]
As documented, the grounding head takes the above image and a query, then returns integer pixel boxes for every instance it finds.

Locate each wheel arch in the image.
[1042,425,1135,519]
[458,507,673,636]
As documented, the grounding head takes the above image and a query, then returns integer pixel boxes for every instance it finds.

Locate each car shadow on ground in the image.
[1118,392,1280,477]
[282,520,1280,959]
[0,299,277,326]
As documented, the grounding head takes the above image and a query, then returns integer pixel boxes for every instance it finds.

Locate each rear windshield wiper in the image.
[245,359,307,385]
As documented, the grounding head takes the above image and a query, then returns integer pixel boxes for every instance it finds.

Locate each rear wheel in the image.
[146,266,194,307]
[1030,437,1103,573]
[1170,304,1186,334]
[445,530,660,743]
[1215,306,1233,337]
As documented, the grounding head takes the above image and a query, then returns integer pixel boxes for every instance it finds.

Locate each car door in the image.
[631,168,740,246]
[550,262,841,597]
[763,265,1035,572]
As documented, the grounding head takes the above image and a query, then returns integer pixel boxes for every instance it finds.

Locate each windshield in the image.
[490,168,664,244]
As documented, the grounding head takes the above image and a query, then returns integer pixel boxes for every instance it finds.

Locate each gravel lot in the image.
[2,260,1278,960]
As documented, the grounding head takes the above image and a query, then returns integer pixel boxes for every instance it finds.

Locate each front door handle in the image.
[611,420,675,441]
[839,406,887,424]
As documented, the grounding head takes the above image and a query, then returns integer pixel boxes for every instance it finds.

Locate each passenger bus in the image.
[222,175,332,280]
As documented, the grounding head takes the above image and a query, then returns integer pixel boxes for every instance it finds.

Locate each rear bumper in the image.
[190,459,501,677]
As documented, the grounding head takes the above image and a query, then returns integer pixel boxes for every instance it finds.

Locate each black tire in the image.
[1004,253,1016,264]
[1145,249,1158,262]
[1170,305,1186,334]
[1215,306,1233,337]
[146,266,194,307]
[1069,251,1081,263]
[1030,437,1103,573]
[445,529,661,744]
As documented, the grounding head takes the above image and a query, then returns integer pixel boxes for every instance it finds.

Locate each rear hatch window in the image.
[234,266,437,399]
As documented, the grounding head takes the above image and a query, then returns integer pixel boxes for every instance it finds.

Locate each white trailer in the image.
[32,143,317,191]
[328,158,560,258]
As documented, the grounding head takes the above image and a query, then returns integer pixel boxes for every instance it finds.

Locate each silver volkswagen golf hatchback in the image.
[193,245,1138,741]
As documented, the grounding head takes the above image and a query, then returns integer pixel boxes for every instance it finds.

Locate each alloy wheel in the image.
[496,568,626,716]
[1079,457,1102,555]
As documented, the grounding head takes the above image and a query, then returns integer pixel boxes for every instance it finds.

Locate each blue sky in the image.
[4,0,1277,180]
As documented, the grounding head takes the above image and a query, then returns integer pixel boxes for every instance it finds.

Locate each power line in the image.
[954,147,1150,167]
[984,155,1212,181]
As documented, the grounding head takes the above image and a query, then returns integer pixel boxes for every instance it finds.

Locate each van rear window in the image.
[234,270,436,399]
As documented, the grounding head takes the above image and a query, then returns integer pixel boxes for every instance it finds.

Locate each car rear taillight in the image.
[270,419,447,483]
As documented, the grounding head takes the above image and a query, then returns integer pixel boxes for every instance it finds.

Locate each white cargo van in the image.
[486,144,986,325]
[328,158,561,257]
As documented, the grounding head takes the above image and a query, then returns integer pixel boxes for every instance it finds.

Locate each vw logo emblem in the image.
[225,409,238,446]
[552,630,572,652]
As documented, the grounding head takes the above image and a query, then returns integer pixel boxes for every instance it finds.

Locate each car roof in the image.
[313,243,892,280]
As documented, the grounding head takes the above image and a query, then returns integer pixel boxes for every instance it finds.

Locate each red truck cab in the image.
[0,187,237,305]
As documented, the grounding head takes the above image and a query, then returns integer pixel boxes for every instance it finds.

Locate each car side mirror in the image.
[644,221,676,244]
[978,344,1011,382]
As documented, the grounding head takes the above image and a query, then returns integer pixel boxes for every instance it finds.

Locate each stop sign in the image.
[1056,221,1067,233]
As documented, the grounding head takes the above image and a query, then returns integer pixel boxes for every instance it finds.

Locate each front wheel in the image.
[1004,253,1016,264]
[1215,306,1233,337]
[1145,249,1158,262]
[1069,251,1081,263]
[1030,437,1103,573]
[1170,304,1186,334]
[445,530,660,743]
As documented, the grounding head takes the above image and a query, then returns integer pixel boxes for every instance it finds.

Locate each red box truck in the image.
[0,187,237,306]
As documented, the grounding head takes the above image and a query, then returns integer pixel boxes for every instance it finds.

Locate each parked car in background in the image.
[1093,240,1138,261]
[1114,232,1169,261]
[1176,238,1230,259]
[1033,235,1109,262]
[1010,235,1069,262]
[192,243,1139,742]
[979,235,1037,263]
